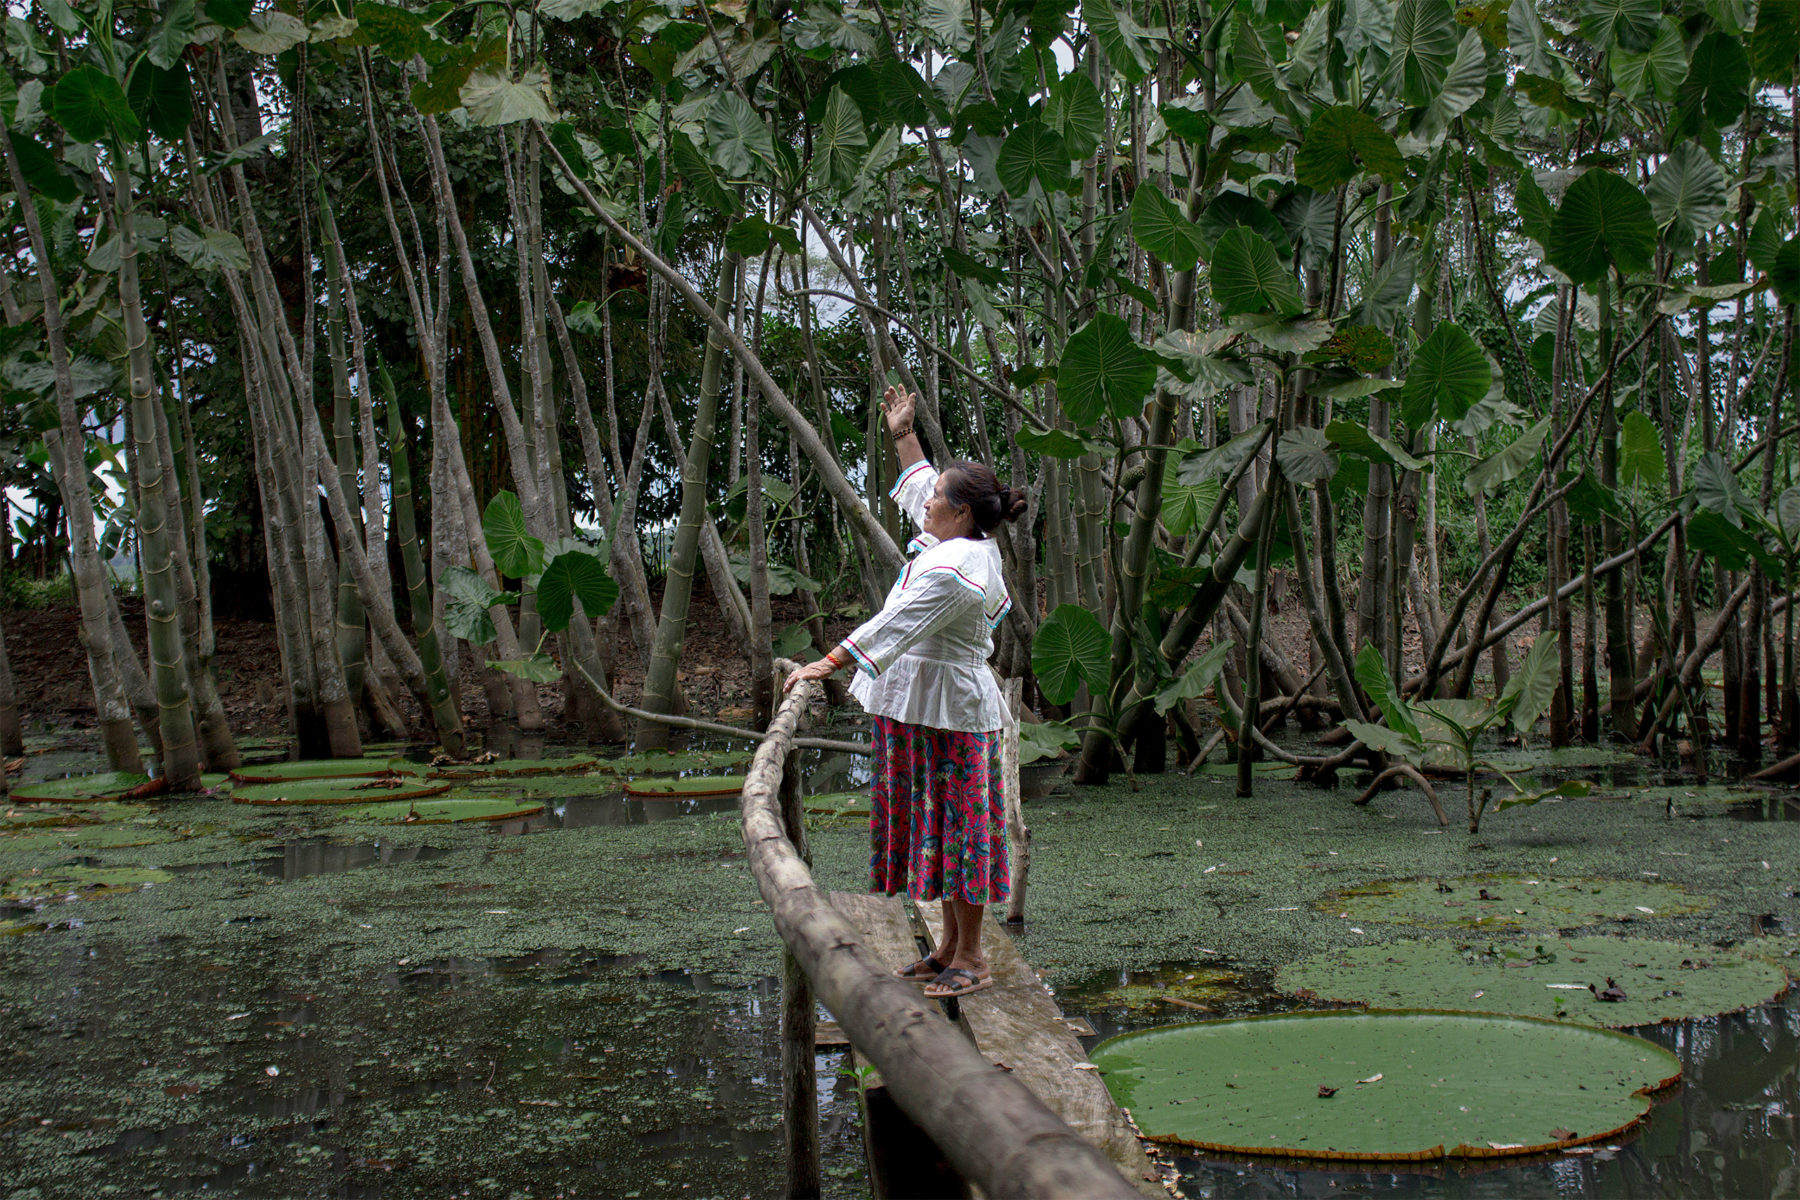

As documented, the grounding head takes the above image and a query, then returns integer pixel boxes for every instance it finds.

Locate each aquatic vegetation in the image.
[622,775,748,799]
[231,779,453,805]
[0,863,174,905]
[803,791,870,816]
[1091,1010,1680,1160]
[601,749,755,776]
[1324,874,1716,930]
[228,756,418,785]
[1278,936,1791,1027]
[334,798,547,824]
[10,772,152,802]
[1076,964,1248,1017]
[429,755,599,780]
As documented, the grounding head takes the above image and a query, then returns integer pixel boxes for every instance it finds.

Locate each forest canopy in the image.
[0,0,1796,803]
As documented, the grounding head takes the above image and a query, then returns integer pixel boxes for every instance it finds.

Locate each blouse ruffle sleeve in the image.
[890,460,937,531]
[842,562,985,679]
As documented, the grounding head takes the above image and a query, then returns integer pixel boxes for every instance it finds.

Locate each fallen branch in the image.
[1353,763,1450,826]
[574,659,870,755]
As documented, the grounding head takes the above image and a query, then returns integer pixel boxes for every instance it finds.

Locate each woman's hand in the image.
[782,657,840,693]
[880,384,916,440]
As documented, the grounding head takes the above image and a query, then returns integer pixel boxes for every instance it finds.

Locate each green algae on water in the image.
[1324,874,1717,930]
[1277,935,1792,1027]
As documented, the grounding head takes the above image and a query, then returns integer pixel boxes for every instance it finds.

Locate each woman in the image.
[784,386,1027,999]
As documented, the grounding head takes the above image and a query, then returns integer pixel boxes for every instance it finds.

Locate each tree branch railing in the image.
[742,662,1138,1199]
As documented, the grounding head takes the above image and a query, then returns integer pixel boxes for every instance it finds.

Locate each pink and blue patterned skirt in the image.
[869,715,1009,905]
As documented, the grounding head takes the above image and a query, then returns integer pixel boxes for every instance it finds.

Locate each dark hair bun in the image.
[1001,486,1029,522]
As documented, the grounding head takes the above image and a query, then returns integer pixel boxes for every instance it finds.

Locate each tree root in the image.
[573,659,870,755]
[1353,764,1449,826]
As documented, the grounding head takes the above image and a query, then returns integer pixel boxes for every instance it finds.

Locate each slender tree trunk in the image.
[639,252,743,745]
[0,118,142,772]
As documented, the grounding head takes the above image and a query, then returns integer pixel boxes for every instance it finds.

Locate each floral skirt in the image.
[869,715,1009,905]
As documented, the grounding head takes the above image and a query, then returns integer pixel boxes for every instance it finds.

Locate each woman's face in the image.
[923,473,975,541]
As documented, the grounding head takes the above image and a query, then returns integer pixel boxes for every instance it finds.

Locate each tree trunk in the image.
[639,252,743,745]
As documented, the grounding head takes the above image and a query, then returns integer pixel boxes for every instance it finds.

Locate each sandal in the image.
[923,967,994,999]
[894,955,949,982]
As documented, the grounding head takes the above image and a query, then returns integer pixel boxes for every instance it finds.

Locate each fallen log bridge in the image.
[741,665,1147,1198]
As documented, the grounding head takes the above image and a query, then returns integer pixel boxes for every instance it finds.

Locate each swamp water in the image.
[3,735,1798,1197]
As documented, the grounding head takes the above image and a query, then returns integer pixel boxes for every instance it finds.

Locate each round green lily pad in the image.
[336,798,546,824]
[1,864,175,905]
[9,772,152,802]
[1278,936,1791,1028]
[2,803,153,830]
[429,755,598,780]
[228,756,418,785]
[1091,1010,1680,1161]
[1324,874,1716,929]
[804,791,870,816]
[603,749,755,776]
[231,779,451,806]
[621,774,747,799]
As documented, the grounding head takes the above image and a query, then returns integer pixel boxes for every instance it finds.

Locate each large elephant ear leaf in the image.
[46,65,141,144]
[1647,143,1727,245]
[1579,0,1663,53]
[1275,426,1338,485]
[1548,169,1656,284]
[1210,227,1302,317]
[1498,631,1560,733]
[536,550,618,632]
[1618,410,1666,490]
[1294,105,1405,190]
[1400,321,1490,431]
[1129,183,1204,272]
[1154,640,1235,715]
[1386,0,1459,107]
[1057,314,1157,426]
[440,566,509,645]
[1354,642,1419,742]
[482,491,545,579]
[1031,604,1112,705]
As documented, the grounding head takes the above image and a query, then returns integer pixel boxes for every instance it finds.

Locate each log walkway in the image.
[741,665,1150,1199]
[843,892,1159,1195]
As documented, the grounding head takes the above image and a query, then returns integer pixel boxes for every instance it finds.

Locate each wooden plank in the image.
[919,907,1161,1196]
[831,892,967,1199]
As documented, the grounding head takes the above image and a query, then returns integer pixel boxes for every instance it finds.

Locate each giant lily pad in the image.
[336,798,545,824]
[602,749,754,776]
[1278,936,1790,1028]
[2,803,152,830]
[1091,1010,1680,1161]
[429,755,598,780]
[804,791,870,816]
[229,756,418,785]
[1324,874,1715,929]
[621,775,747,799]
[232,779,451,806]
[10,772,152,802]
[1,864,174,906]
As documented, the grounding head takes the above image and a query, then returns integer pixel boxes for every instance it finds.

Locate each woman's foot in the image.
[923,967,994,999]
[894,955,948,981]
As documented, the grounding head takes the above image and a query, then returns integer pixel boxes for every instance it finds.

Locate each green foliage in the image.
[1401,322,1491,430]
[482,492,545,579]
[1129,183,1203,272]
[1549,170,1657,284]
[536,549,618,632]
[1032,604,1111,705]
[1057,314,1157,425]
[1210,228,1302,317]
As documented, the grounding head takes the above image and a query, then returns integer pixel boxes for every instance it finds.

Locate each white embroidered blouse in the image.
[843,460,1014,734]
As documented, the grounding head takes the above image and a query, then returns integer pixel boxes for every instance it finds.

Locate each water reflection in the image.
[256,839,452,880]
